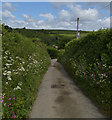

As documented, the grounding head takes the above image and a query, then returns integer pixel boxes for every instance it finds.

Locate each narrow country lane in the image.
[29,59,106,118]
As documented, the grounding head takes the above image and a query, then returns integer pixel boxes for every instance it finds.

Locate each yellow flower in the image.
[97,62,99,64]
[96,59,98,61]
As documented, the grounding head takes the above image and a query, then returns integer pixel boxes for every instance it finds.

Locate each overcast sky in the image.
[1,2,111,31]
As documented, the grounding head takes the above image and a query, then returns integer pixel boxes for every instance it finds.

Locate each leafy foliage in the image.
[14,28,88,49]
[2,25,50,119]
[47,46,59,59]
[58,28,112,117]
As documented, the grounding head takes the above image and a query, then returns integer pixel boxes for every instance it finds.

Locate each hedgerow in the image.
[1,25,50,119]
[47,46,59,59]
[58,28,112,117]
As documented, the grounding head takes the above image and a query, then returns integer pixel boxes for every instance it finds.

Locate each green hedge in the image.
[58,28,112,117]
[2,25,50,119]
[47,46,59,59]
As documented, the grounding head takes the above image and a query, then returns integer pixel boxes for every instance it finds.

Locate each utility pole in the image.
[77,17,80,39]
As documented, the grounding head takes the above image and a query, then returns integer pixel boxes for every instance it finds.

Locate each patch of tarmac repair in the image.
[62,91,71,95]
[51,84,65,88]
[55,96,65,103]
[52,106,56,109]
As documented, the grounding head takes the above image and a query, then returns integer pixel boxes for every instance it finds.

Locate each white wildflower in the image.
[14,72,18,75]
[4,103,6,106]
[14,88,16,91]
[14,86,21,90]
[102,64,107,67]
[18,82,22,86]
[99,74,104,79]
[109,66,112,69]
[6,82,8,85]
[21,66,25,71]
[7,77,11,80]
[3,72,7,76]
[16,86,21,90]
[7,71,11,74]
[16,56,19,59]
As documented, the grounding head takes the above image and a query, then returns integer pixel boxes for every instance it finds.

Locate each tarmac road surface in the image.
[29,59,106,118]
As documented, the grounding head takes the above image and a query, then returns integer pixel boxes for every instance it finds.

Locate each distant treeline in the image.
[4,25,89,35]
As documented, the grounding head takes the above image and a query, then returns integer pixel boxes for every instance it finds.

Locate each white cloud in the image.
[2,3,16,22]
[78,16,110,31]
[58,9,71,21]
[3,2,16,12]
[2,2,110,31]
[40,13,54,21]
[97,17,110,28]
[68,4,99,22]
[2,10,15,21]
[22,14,34,22]
[4,15,110,30]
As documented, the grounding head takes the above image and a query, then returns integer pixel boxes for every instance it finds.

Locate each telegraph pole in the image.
[77,17,80,39]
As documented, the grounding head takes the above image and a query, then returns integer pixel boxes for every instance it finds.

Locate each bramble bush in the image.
[58,28,112,117]
[1,25,50,119]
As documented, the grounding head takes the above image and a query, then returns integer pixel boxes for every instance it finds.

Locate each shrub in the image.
[58,28,112,117]
[47,46,59,59]
[2,25,50,119]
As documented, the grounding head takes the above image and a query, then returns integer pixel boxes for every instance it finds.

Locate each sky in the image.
[0,1,111,31]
